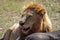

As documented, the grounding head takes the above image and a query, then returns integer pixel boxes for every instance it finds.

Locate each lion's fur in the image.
[1,4,52,40]
[23,4,52,33]
[23,4,45,14]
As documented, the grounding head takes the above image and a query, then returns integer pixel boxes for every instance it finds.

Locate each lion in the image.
[0,4,52,40]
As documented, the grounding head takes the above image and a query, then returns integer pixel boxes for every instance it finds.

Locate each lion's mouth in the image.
[20,25,30,33]
[19,22,31,33]
[23,27,30,31]
[21,26,31,34]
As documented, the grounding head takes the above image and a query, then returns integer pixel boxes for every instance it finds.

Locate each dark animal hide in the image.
[25,30,60,40]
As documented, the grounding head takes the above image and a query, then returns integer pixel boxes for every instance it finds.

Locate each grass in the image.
[0,0,60,37]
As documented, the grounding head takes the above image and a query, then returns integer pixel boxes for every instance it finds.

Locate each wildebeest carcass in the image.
[25,30,60,40]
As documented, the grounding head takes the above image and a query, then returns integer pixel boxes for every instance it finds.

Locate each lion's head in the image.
[19,4,52,34]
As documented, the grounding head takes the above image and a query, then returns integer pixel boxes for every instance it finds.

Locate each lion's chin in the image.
[21,27,31,34]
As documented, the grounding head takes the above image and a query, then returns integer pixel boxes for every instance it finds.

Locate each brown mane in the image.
[23,4,46,14]
[23,4,52,34]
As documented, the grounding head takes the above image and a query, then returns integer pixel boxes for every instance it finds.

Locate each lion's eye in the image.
[39,13,43,16]
[27,16,32,19]
[26,16,32,21]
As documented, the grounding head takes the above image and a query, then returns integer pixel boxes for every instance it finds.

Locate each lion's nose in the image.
[19,21,24,26]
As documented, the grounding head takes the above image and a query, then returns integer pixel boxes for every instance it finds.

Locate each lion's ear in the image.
[38,9,46,16]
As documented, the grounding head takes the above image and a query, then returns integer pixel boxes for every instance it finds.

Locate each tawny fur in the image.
[23,4,52,33]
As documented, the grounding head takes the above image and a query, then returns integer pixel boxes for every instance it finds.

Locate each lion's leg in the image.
[0,26,15,40]
[2,29,12,40]
[0,29,12,40]
[9,23,21,40]
[10,28,21,40]
[1,23,19,40]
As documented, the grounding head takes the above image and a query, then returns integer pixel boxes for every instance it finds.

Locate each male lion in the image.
[0,4,52,40]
